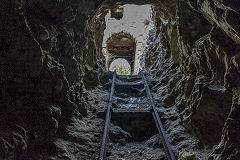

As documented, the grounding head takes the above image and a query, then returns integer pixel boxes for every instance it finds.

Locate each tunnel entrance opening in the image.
[101,4,155,75]
[109,58,131,75]
[106,32,136,75]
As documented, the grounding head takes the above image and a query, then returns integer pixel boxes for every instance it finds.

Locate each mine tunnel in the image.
[106,32,136,74]
[1,0,240,160]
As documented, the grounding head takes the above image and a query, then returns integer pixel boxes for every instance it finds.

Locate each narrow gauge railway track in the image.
[99,71,176,160]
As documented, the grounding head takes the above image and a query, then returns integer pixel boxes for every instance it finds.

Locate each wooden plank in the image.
[141,72,176,160]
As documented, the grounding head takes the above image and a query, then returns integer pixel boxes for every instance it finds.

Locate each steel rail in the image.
[141,71,176,160]
[99,71,116,160]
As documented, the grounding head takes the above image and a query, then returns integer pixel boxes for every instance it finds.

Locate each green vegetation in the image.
[114,66,131,75]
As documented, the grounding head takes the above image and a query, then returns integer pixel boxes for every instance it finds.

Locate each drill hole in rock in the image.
[110,111,158,142]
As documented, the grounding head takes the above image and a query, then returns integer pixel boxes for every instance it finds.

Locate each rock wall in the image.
[143,0,240,159]
[0,0,102,159]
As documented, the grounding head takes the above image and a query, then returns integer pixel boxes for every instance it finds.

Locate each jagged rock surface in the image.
[143,0,240,159]
[0,0,102,159]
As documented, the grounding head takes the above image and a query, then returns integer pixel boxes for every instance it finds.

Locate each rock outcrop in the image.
[0,0,102,159]
[143,0,240,159]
